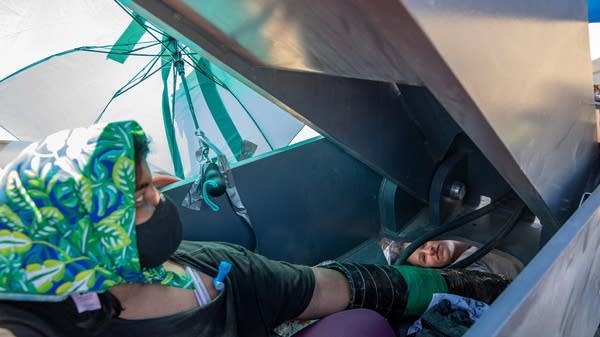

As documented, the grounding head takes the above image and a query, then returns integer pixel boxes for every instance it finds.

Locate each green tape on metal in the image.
[107,17,146,64]
[394,265,448,317]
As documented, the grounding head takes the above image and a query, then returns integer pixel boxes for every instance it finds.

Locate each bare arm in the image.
[296,267,350,319]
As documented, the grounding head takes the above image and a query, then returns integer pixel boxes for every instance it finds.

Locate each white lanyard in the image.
[184,265,212,306]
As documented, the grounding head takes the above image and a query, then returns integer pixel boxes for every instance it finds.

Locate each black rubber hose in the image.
[248,221,259,253]
[449,201,525,269]
[395,192,514,265]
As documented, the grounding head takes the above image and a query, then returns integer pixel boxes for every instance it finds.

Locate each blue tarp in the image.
[590,0,600,22]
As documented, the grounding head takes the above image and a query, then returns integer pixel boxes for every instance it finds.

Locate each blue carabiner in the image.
[213,261,232,292]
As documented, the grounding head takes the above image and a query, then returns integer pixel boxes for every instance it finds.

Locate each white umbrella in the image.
[0,0,304,177]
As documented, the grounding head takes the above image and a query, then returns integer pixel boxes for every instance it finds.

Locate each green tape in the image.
[193,58,244,161]
[160,38,184,178]
[107,17,146,64]
[395,266,448,317]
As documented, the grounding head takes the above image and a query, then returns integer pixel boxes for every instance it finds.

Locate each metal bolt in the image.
[446,181,466,200]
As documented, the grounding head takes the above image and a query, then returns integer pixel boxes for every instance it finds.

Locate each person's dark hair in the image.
[133,135,150,166]
[73,291,123,335]
[8,292,124,336]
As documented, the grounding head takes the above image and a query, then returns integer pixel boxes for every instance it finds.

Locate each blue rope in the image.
[202,180,220,212]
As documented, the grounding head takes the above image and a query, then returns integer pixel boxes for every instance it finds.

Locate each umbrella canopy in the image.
[0,0,304,177]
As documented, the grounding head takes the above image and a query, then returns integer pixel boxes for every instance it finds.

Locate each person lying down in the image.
[0,121,510,337]
[380,238,524,279]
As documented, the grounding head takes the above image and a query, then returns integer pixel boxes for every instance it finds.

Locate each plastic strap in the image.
[217,154,258,252]
[182,132,258,251]
[185,266,211,306]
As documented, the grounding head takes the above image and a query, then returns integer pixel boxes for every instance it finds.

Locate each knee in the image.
[293,309,395,337]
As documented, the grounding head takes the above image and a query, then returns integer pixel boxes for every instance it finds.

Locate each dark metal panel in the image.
[126,0,439,201]
[165,138,383,265]
[397,85,462,163]
[126,0,584,238]
[232,69,436,201]
[142,0,423,84]
[466,186,600,337]
[401,0,597,226]
[127,0,438,201]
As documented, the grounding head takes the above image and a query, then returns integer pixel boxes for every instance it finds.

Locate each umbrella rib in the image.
[77,41,163,57]
[94,55,167,123]
[120,60,166,95]
[0,43,162,84]
[113,0,163,35]
[120,41,162,53]
[81,40,158,50]
[1,48,89,83]
[0,125,21,141]
[183,52,276,150]
[94,65,165,123]
[90,40,162,54]
[114,0,175,57]
[112,0,274,151]
[114,2,276,152]
[182,52,227,88]
[117,53,163,93]
[171,62,177,123]
[79,49,162,58]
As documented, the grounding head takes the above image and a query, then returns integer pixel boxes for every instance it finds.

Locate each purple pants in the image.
[293,309,396,337]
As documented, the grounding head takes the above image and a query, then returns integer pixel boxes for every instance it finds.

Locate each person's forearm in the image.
[296,267,350,319]
[300,262,510,322]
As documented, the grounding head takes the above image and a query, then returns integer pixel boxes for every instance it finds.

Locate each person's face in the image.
[133,159,184,268]
[134,159,160,225]
[407,240,455,268]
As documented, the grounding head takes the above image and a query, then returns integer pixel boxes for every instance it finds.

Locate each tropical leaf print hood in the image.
[0,121,192,301]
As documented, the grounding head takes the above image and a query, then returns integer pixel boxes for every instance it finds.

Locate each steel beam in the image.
[467,185,600,337]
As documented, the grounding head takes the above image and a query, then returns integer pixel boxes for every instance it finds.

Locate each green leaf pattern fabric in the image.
[0,121,192,301]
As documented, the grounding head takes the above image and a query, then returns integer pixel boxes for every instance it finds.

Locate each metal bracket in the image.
[429,153,468,226]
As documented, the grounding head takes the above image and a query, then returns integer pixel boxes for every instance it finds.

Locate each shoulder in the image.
[451,238,524,278]
[470,250,524,279]
[172,240,267,279]
[174,241,251,263]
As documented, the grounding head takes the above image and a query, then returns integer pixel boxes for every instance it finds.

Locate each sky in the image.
[590,23,600,60]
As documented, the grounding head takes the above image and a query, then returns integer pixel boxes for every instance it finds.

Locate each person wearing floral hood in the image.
[0,121,510,337]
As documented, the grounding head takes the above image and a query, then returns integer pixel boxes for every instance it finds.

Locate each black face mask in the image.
[135,194,183,268]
